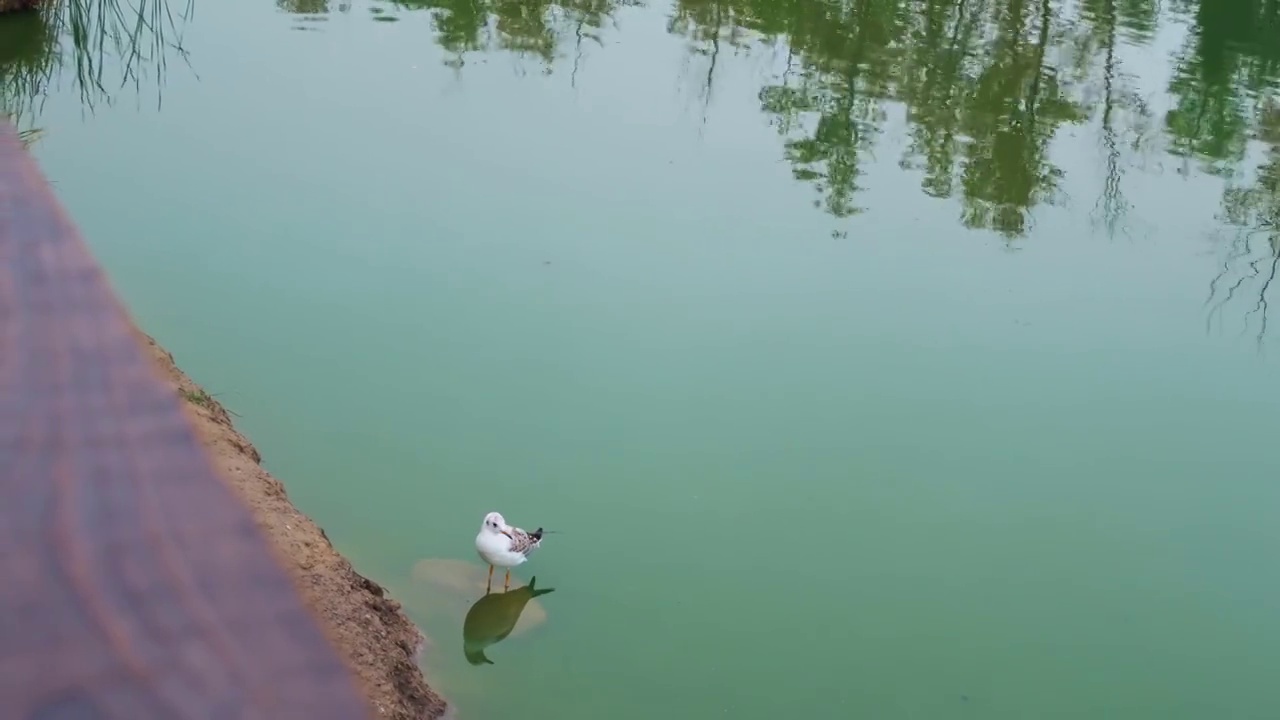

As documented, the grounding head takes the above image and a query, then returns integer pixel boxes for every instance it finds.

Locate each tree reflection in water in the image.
[0,0,193,138]
[8,0,1278,342]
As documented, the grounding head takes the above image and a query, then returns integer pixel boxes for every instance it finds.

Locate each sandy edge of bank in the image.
[137,330,449,720]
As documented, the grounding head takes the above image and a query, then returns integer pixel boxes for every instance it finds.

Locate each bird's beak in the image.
[500,529,513,539]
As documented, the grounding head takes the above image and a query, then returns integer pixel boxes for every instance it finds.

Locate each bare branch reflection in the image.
[1206,121,1280,350]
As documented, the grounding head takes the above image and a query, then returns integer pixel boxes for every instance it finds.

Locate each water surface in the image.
[4,0,1280,717]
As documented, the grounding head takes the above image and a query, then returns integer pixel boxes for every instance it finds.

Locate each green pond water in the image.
[5,0,1280,717]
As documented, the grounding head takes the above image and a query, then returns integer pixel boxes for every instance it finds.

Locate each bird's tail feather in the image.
[528,575,556,598]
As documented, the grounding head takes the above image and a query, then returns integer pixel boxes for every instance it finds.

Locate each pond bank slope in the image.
[139,331,448,720]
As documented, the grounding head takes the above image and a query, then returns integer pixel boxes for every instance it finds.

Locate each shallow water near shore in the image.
[8,0,1280,717]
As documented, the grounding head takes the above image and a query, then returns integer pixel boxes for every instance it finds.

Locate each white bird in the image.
[475,511,545,592]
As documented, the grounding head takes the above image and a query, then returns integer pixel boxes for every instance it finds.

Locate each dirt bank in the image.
[138,331,449,720]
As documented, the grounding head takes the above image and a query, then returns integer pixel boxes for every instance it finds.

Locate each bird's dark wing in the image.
[509,527,542,556]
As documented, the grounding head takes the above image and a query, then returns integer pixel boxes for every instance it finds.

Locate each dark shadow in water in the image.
[0,8,58,131]
[462,575,555,666]
[0,0,194,136]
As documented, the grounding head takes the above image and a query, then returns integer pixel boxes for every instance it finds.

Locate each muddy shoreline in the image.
[139,331,448,720]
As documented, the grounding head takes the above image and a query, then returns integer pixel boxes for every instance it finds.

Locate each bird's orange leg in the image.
[487,564,494,594]
[504,569,511,592]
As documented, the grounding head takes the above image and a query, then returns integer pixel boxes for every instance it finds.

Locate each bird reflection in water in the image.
[462,576,555,665]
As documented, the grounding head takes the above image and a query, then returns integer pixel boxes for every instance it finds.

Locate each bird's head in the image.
[482,511,512,538]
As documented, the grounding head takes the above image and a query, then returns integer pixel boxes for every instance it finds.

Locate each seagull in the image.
[475,511,545,592]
